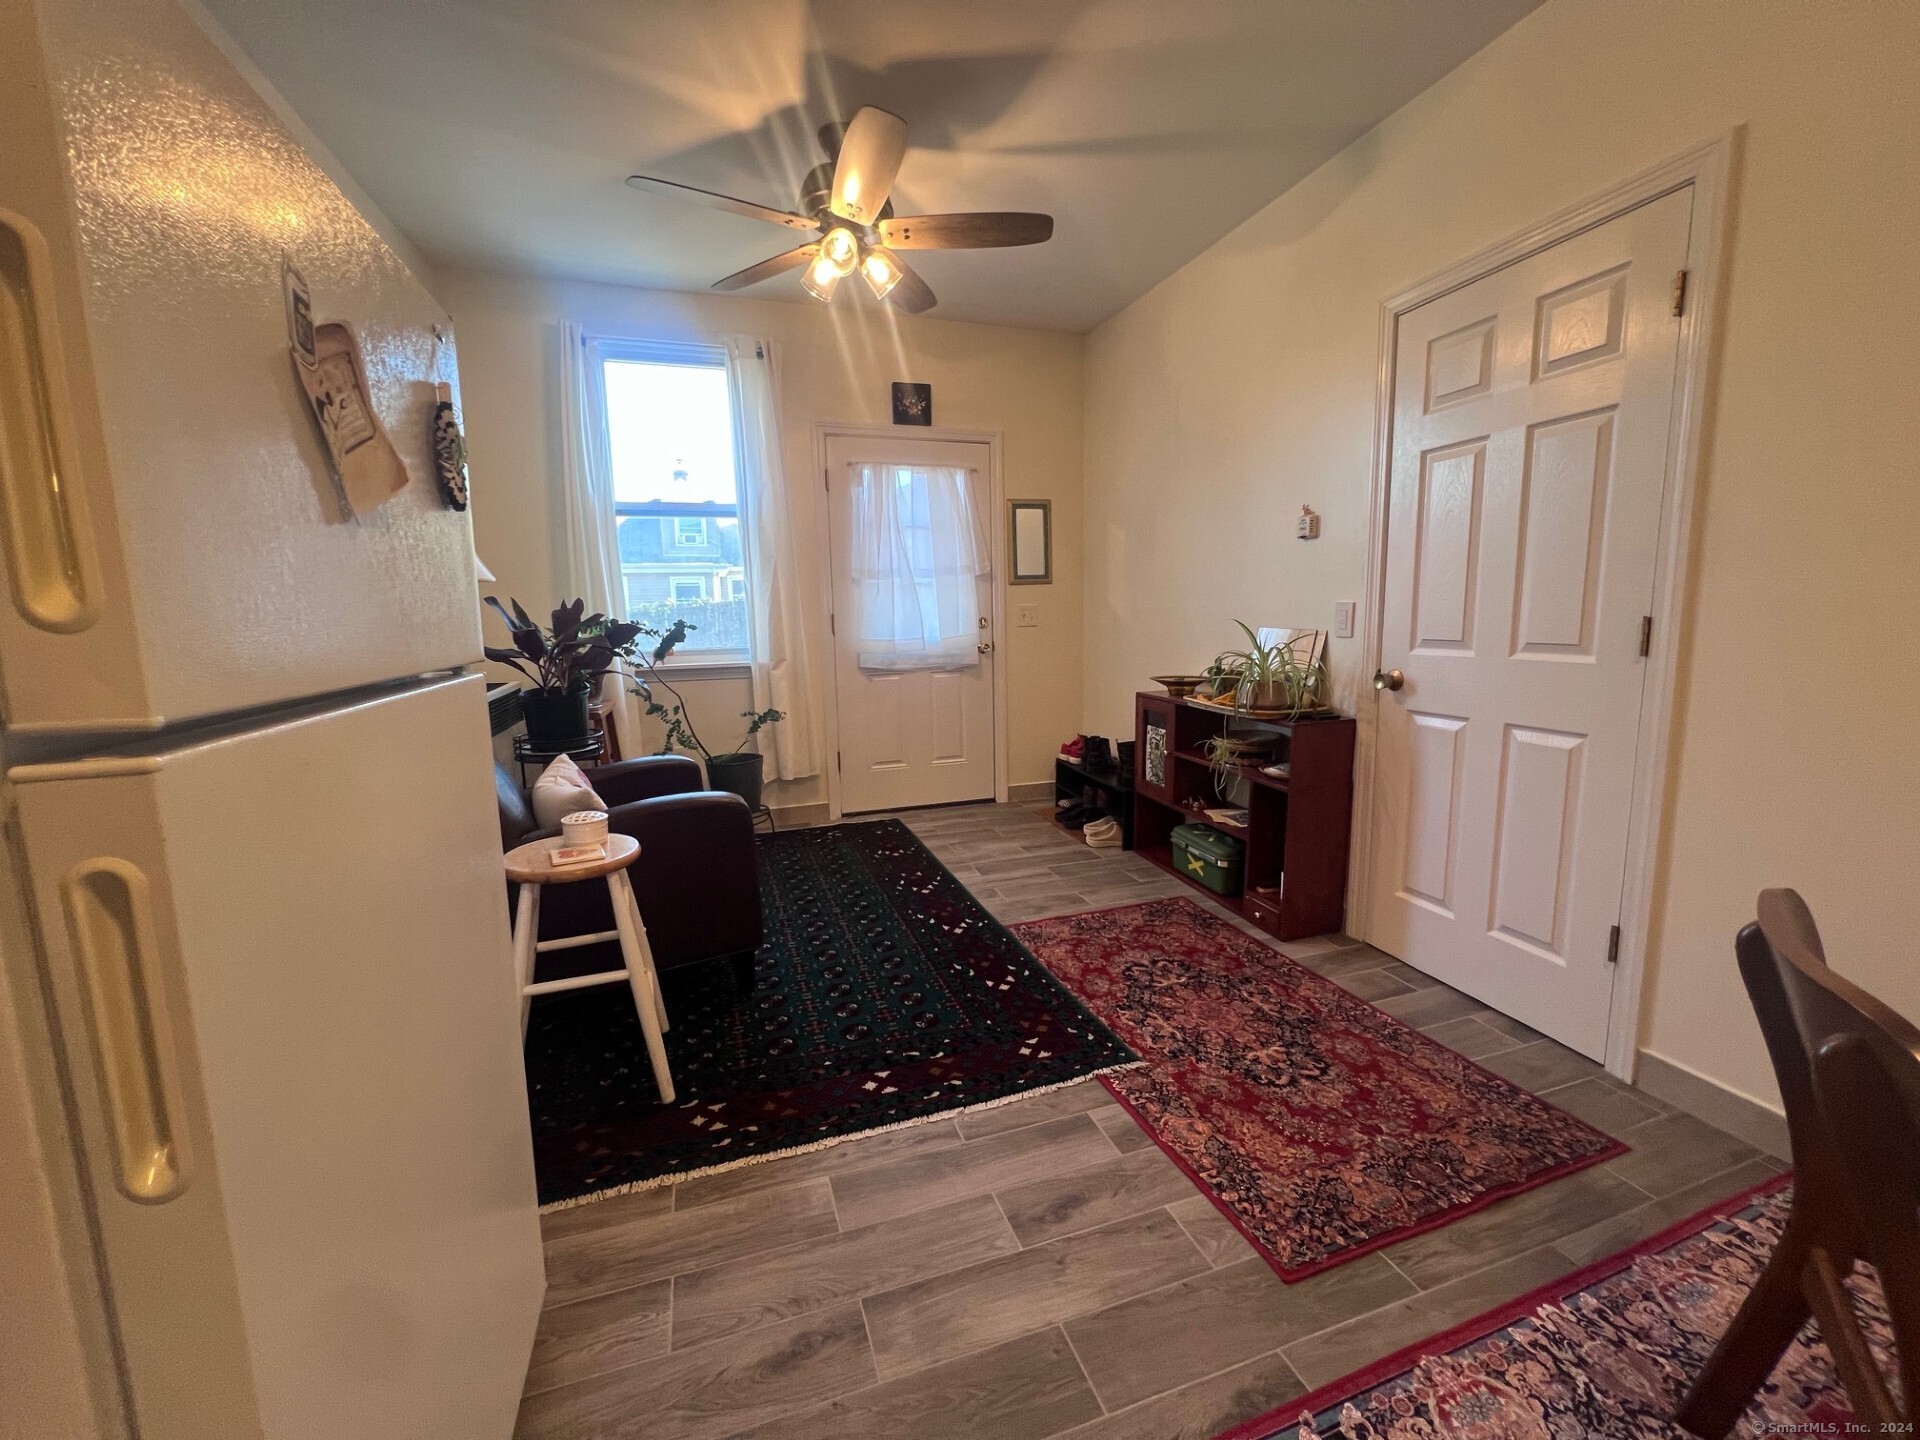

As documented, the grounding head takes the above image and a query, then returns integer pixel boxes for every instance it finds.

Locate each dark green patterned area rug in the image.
[524,818,1137,1208]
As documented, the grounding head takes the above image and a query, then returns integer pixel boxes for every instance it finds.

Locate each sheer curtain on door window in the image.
[848,463,989,671]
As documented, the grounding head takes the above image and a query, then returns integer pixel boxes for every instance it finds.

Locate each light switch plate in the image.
[1334,601,1355,639]
[1015,603,1040,628]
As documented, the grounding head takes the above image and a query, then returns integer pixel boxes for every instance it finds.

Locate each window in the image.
[592,338,750,663]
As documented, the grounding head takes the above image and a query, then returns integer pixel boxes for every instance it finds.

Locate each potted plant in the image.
[1200,654,1244,701]
[1202,731,1268,802]
[700,711,786,809]
[623,619,785,808]
[483,597,641,749]
[1220,621,1330,717]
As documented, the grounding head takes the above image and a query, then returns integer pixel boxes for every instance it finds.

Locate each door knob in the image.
[1373,668,1404,692]
[977,640,995,654]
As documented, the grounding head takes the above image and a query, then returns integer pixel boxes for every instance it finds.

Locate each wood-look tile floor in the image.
[514,803,1784,1440]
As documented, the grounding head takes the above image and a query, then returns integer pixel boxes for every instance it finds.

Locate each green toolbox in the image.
[1170,822,1245,898]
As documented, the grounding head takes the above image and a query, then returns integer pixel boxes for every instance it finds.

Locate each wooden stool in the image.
[504,833,674,1104]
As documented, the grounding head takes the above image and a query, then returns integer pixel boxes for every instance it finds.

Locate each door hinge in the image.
[836,750,842,772]
[1670,269,1688,317]
[830,612,836,635]
[1606,924,1622,965]
[823,467,830,491]
[1639,614,1653,657]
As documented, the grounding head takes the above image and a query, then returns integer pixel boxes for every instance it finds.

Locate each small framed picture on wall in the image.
[1009,500,1051,584]
[891,382,932,425]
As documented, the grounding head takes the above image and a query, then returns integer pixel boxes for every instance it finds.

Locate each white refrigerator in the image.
[0,1,545,1437]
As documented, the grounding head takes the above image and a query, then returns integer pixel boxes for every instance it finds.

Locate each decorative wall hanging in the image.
[431,381,469,510]
[1144,722,1167,788]
[1009,499,1052,584]
[891,381,932,426]
[293,320,409,516]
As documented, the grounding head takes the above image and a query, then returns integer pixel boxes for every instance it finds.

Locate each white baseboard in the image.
[1007,781,1053,805]
[1634,1048,1790,1160]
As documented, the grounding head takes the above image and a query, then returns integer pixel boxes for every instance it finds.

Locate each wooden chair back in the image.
[1813,1033,1920,1423]
[1742,888,1920,1424]
[1682,888,1920,1435]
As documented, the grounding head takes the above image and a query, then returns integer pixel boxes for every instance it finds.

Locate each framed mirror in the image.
[1009,500,1052,584]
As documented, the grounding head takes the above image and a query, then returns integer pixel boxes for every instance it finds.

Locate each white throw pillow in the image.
[530,754,607,830]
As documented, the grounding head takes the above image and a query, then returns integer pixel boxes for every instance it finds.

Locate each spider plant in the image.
[1202,731,1268,800]
[1219,621,1329,717]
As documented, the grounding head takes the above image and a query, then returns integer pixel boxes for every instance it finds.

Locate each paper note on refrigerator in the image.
[295,321,409,516]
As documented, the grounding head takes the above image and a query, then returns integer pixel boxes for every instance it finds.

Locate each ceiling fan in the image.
[626,106,1053,315]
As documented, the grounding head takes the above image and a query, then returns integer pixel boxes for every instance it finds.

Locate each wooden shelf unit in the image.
[1131,691,1355,941]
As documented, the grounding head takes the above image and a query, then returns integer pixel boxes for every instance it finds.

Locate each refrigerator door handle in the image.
[61,857,192,1202]
[0,210,102,632]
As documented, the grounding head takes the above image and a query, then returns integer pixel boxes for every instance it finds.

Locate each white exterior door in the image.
[826,436,997,813]
[1366,189,1692,1059]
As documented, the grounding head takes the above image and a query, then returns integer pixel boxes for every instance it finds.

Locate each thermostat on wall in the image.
[1296,505,1321,540]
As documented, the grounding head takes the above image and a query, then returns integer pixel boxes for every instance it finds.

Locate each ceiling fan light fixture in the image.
[634,107,1054,317]
[860,245,904,300]
[818,225,861,277]
[801,251,843,302]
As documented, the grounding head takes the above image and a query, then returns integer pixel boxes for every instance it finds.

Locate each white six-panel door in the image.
[826,436,998,813]
[1366,188,1693,1059]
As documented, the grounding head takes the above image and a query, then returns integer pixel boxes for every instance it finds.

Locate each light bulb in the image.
[861,246,904,300]
[801,251,842,302]
[819,226,860,277]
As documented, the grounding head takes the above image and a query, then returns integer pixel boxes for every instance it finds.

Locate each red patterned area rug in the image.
[1219,1177,1884,1440]
[1013,898,1624,1281]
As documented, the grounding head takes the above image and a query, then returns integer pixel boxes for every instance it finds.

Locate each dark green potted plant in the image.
[623,619,784,808]
[483,597,641,750]
[701,710,786,809]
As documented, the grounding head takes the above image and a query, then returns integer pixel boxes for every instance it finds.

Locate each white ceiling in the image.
[203,0,1541,331]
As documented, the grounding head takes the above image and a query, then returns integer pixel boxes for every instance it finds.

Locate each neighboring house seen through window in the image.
[594,340,750,663]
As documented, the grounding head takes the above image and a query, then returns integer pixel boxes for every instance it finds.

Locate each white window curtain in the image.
[557,322,643,750]
[725,337,819,781]
[849,463,989,671]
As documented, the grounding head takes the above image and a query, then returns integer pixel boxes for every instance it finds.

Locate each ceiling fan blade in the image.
[711,243,819,292]
[883,251,936,314]
[877,212,1055,250]
[626,175,815,231]
[829,106,908,225]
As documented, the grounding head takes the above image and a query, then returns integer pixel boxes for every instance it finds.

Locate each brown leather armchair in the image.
[496,755,762,992]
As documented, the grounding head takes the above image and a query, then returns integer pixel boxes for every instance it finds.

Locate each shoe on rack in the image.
[1084,817,1122,848]
[1058,804,1097,829]
[1060,735,1086,760]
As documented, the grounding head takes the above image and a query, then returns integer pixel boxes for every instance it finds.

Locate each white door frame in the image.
[811,422,1009,820]
[1349,133,1735,1080]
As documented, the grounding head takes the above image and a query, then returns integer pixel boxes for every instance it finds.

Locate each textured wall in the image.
[1083,0,1920,1111]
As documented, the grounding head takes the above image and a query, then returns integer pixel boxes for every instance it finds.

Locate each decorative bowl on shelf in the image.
[1150,675,1206,698]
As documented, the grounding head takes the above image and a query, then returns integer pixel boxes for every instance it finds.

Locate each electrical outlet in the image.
[1015,603,1040,628]
[1334,601,1356,639]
